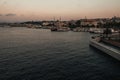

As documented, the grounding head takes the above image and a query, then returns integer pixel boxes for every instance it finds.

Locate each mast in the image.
[59,17,61,28]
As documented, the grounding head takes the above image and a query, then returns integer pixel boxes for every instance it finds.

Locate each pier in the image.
[90,37,120,61]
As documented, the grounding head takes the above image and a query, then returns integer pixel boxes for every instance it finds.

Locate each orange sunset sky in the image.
[0,0,120,22]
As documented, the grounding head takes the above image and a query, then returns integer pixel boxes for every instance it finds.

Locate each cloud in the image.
[5,13,16,16]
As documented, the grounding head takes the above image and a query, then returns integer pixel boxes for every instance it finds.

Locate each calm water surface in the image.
[0,27,120,80]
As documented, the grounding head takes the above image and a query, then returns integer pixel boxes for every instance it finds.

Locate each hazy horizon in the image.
[0,0,120,22]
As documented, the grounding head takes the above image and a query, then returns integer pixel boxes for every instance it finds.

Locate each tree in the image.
[68,23,77,30]
[75,20,81,27]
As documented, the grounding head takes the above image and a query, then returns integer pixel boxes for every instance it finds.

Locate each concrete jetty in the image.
[90,38,120,61]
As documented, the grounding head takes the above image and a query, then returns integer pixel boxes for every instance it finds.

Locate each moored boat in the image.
[51,27,70,32]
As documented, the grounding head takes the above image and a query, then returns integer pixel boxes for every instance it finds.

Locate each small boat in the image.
[51,27,70,32]
[51,27,58,31]
[89,28,104,34]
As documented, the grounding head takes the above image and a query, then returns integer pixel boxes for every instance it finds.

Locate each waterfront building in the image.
[81,19,98,27]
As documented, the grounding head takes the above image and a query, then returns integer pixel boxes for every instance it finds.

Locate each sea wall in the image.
[90,40,120,61]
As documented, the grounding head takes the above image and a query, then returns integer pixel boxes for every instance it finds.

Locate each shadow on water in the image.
[89,45,120,62]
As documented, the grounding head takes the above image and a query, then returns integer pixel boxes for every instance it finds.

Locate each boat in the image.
[51,27,70,32]
[73,27,89,32]
[27,25,42,29]
[89,28,104,34]
[35,25,42,29]
[51,27,58,31]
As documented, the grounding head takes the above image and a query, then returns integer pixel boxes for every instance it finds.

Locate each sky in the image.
[0,0,120,22]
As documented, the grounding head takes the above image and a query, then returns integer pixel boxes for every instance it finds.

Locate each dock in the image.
[90,38,120,61]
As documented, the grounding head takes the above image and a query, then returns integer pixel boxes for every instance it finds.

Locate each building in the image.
[81,19,98,27]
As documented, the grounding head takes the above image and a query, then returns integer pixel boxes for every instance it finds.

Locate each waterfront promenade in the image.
[90,37,120,61]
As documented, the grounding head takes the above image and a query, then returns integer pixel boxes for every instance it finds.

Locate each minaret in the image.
[85,16,87,21]
[59,17,62,28]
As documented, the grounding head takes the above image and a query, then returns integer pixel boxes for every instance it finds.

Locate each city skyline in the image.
[0,0,120,22]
